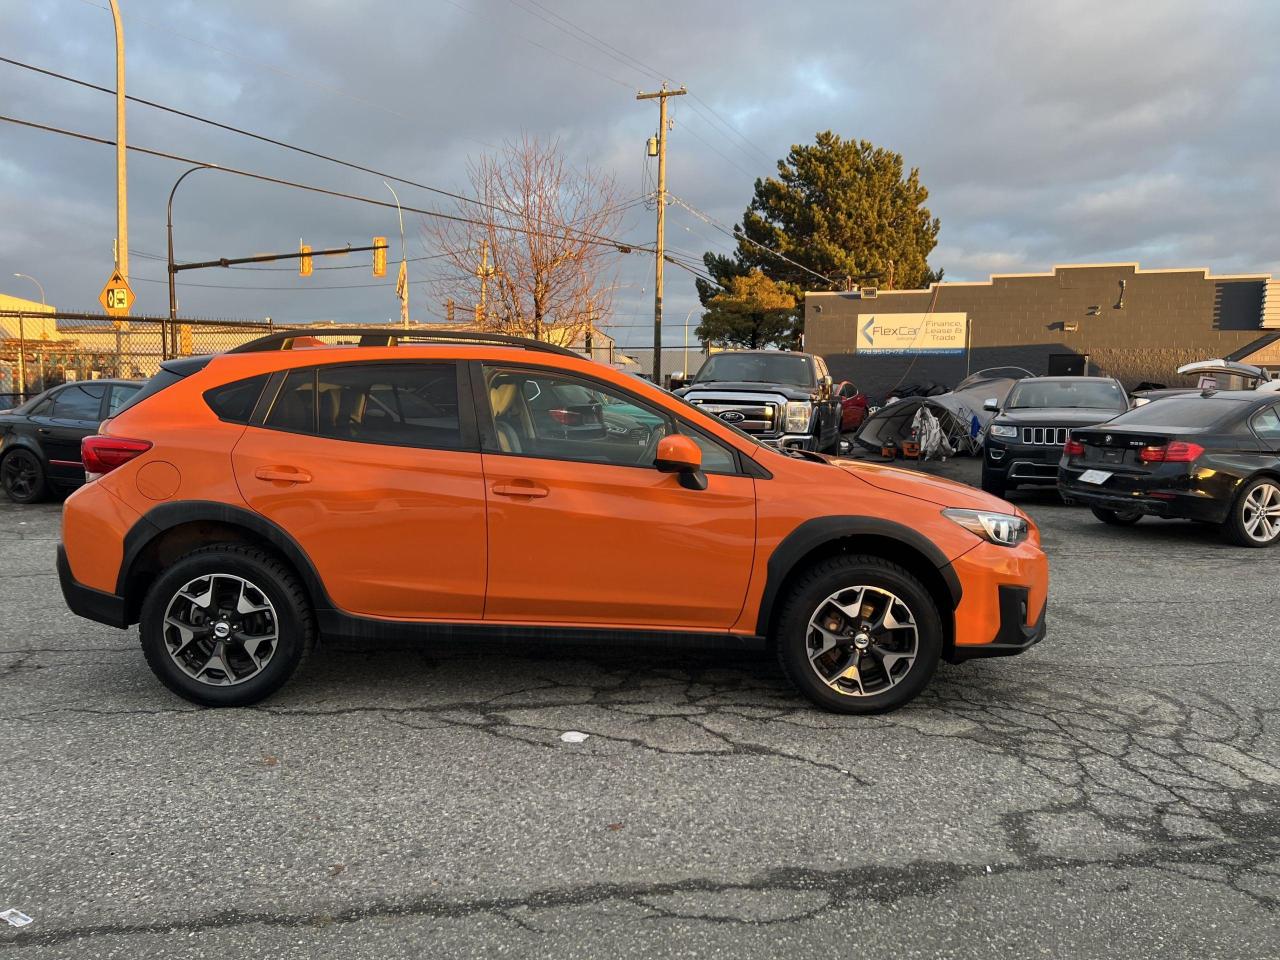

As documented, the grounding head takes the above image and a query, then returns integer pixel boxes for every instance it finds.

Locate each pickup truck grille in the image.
[685,395,780,436]
[1021,426,1069,446]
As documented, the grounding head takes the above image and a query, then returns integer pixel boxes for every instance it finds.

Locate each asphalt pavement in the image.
[1,461,1276,959]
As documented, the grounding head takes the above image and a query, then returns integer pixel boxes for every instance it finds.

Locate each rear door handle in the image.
[491,481,549,499]
[255,466,312,484]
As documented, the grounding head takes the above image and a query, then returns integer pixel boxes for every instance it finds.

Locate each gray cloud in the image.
[2,0,1277,350]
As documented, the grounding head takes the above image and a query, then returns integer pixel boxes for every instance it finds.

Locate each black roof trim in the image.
[1225,331,1280,363]
[227,327,581,359]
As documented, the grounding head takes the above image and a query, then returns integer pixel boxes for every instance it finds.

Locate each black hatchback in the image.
[1059,391,1280,547]
[0,379,142,503]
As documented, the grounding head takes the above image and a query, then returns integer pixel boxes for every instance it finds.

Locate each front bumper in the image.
[945,537,1049,662]
[57,543,128,629]
[985,440,1064,485]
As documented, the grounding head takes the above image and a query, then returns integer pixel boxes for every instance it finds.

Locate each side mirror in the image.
[983,398,999,412]
[654,434,707,490]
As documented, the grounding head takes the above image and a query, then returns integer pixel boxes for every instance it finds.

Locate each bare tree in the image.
[423,136,622,345]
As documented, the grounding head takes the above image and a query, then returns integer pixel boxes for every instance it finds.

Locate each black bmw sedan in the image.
[0,379,142,503]
[1059,391,1280,547]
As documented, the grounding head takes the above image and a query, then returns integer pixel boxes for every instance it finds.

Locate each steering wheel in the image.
[638,421,670,466]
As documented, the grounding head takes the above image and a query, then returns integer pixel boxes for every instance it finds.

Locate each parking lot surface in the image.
[1,464,1277,959]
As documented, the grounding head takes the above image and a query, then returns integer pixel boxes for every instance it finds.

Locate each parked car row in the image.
[978,373,1280,548]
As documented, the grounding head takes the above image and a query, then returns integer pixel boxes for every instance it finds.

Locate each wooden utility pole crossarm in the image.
[636,84,686,385]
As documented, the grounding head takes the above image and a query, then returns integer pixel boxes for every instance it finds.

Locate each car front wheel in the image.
[775,555,942,714]
[1223,478,1280,548]
[139,544,315,706]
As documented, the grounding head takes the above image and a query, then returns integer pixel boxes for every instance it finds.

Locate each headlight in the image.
[942,508,1029,547]
[989,424,1018,439]
[784,401,811,433]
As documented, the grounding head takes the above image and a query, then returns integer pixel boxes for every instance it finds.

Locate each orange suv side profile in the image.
[58,330,1048,713]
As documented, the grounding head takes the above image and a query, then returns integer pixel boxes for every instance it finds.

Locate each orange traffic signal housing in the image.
[373,237,388,278]
[299,244,313,277]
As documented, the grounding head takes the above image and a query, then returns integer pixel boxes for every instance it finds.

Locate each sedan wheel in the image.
[1226,479,1280,547]
[0,449,47,504]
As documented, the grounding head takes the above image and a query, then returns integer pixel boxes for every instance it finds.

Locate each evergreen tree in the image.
[695,270,798,349]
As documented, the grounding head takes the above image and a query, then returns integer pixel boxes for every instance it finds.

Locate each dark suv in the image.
[675,351,842,452]
[982,376,1128,497]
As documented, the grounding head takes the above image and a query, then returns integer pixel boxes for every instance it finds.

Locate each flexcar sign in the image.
[858,313,967,355]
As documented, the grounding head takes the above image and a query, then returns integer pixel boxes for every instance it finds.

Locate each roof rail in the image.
[227,327,583,358]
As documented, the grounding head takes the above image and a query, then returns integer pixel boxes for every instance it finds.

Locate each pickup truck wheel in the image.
[138,544,315,707]
[775,555,942,714]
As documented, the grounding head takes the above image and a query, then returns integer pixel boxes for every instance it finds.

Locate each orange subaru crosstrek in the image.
[58,330,1048,713]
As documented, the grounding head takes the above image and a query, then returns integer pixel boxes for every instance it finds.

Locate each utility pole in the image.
[109,0,128,293]
[636,83,686,385]
[475,240,494,327]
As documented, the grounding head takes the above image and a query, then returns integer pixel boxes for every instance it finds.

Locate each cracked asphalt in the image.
[1,464,1277,959]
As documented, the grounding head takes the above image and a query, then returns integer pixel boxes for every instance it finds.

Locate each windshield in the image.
[693,353,815,387]
[1006,380,1127,411]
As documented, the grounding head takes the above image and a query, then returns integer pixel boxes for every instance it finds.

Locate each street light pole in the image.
[11,274,43,397]
[108,0,128,291]
[167,164,216,358]
[384,181,408,328]
[683,306,696,381]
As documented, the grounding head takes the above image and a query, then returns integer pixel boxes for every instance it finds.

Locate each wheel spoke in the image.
[235,581,272,616]
[829,587,866,621]
[196,643,236,684]
[164,616,201,656]
[826,654,865,694]
[870,646,914,684]
[239,628,276,665]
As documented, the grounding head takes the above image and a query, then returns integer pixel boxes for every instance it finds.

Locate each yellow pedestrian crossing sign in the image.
[98,270,135,317]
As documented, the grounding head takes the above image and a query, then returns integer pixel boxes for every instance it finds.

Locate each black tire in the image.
[1090,506,1143,526]
[139,544,315,706]
[980,468,1008,499]
[1221,476,1280,548]
[0,448,48,504]
[774,554,943,714]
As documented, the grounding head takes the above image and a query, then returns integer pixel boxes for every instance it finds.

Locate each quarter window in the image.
[264,363,463,450]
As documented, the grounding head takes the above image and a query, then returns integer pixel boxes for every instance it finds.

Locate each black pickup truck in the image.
[675,350,842,453]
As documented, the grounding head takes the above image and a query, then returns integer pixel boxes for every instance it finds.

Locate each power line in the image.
[0,113,654,255]
[665,193,835,288]
[0,54,631,245]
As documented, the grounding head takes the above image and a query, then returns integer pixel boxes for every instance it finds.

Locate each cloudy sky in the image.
[3,0,1278,351]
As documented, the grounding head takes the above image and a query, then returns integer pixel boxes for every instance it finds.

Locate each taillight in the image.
[1139,440,1204,464]
[549,408,583,426]
[1063,438,1085,457]
[81,435,152,476]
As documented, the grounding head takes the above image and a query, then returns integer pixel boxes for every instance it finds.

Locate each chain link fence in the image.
[0,311,274,407]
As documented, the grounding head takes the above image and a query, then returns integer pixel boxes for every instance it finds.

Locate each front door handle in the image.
[491,481,549,499]
[255,466,312,484]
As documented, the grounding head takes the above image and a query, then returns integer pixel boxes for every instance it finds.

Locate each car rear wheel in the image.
[1222,478,1280,548]
[775,555,942,714]
[0,448,48,504]
[139,544,315,706]
[1091,506,1143,526]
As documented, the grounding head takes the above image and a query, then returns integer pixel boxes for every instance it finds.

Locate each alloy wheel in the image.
[162,573,279,686]
[1242,482,1280,543]
[1,452,40,500]
[805,585,919,697]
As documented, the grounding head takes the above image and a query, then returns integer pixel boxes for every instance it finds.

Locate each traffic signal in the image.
[299,244,312,277]
[373,237,388,278]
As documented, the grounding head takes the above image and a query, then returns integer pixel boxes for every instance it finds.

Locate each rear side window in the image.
[204,374,269,424]
[265,363,463,450]
[1251,405,1280,440]
[51,384,106,420]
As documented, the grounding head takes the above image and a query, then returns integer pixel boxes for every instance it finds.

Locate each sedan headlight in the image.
[784,400,812,433]
[942,508,1029,547]
[989,423,1018,439]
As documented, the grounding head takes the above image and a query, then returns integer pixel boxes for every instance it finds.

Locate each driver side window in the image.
[481,365,738,473]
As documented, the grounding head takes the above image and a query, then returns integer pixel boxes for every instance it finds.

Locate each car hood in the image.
[680,382,817,401]
[831,457,1016,511]
[996,407,1123,425]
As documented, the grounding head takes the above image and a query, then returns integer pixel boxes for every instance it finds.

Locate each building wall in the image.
[804,263,1270,399]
